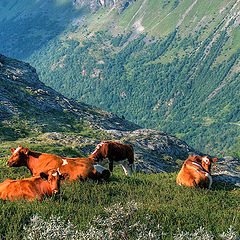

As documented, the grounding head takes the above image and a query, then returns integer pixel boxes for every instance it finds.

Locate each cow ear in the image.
[22,147,29,155]
[10,148,16,153]
[211,158,217,163]
[40,172,49,180]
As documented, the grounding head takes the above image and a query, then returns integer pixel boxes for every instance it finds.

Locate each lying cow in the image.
[7,146,110,181]
[89,141,135,176]
[0,170,63,201]
[176,155,217,189]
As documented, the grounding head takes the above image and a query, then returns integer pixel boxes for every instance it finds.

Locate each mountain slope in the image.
[0,54,200,174]
[0,56,240,240]
[0,0,240,155]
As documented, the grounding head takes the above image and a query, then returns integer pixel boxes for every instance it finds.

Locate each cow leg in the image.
[129,162,135,174]
[121,163,133,176]
[121,164,129,176]
[109,160,114,172]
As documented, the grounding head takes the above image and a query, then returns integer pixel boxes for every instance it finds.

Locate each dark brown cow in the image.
[0,170,63,201]
[7,146,110,181]
[89,141,135,176]
[176,155,217,189]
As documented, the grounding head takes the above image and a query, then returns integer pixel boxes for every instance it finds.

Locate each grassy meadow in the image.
[0,138,239,239]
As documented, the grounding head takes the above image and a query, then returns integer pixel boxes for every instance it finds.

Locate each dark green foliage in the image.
[27,29,240,155]
[0,1,84,59]
[1,1,240,156]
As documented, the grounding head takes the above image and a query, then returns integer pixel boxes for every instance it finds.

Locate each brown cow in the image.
[7,146,110,181]
[89,141,135,176]
[176,155,217,189]
[0,170,63,201]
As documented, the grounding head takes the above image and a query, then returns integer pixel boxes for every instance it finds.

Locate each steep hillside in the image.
[0,54,200,174]
[1,0,240,155]
[0,55,240,240]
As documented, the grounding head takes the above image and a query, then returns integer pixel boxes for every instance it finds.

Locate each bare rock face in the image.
[212,156,240,187]
[73,0,136,13]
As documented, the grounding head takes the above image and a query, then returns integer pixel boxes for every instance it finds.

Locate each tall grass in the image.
[0,167,239,239]
[0,135,239,239]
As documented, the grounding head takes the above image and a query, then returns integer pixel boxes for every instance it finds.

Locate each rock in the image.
[212,156,240,187]
[0,54,139,131]
[73,0,136,13]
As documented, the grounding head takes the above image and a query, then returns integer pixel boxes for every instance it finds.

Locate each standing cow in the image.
[0,170,64,201]
[176,155,217,189]
[7,146,110,181]
[89,141,135,176]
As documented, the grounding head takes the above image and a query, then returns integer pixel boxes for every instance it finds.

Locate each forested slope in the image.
[1,0,240,154]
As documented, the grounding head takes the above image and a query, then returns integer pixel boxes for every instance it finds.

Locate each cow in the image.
[176,155,217,189]
[0,170,63,201]
[7,146,110,181]
[89,141,135,176]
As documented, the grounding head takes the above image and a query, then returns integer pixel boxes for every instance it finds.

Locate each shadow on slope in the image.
[0,0,85,59]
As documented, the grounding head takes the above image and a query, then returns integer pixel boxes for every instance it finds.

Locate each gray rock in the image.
[212,156,240,187]
[73,0,136,13]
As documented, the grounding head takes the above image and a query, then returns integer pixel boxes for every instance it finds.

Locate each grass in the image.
[0,151,239,240]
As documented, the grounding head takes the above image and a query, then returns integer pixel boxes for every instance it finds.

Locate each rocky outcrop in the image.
[212,156,240,187]
[73,0,136,13]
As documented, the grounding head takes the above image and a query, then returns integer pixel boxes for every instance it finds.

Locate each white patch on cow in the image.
[52,172,58,177]
[177,181,182,186]
[13,146,21,155]
[191,162,203,169]
[205,172,213,189]
[203,156,210,164]
[94,164,108,174]
[62,159,68,166]
[57,168,61,175]
[91,142,105,155]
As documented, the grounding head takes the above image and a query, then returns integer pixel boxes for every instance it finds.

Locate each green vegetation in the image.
[0,118,239,238]
[26,27,240,155]
[0,127,239,239]
[0,157,239,239]
[1,0,240,155]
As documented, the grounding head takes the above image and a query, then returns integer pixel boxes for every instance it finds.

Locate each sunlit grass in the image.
[0,160,239,239]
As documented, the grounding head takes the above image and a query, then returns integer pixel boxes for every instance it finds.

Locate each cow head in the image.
[7,146,29,167]
[40,170,65,195]
[201,156,217,172]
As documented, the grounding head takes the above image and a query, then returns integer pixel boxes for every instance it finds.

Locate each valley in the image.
[1,0,240,154]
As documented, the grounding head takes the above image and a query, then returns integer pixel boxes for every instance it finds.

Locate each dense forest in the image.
[1,0,240,155]
[26,28,240,155]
